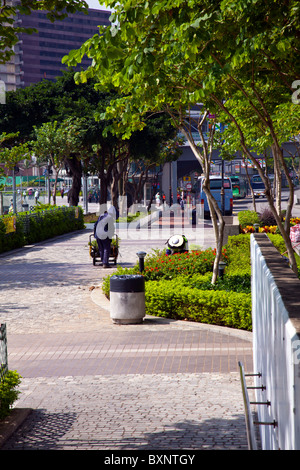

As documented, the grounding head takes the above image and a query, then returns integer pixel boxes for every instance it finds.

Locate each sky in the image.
[87,1,112,10]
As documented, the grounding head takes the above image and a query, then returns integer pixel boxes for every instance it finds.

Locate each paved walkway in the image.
[0,224,254,451]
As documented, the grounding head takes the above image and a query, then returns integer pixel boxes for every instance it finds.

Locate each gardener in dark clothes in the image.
[94,206,115,268]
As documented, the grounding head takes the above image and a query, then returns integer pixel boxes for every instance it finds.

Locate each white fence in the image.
[251,234,300,450]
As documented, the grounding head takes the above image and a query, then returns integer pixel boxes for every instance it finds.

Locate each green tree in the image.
[0,0,88,64]
[0,70,181,207]
[62,0,300,276]
[0,132,28,172]
[30,120,74,204]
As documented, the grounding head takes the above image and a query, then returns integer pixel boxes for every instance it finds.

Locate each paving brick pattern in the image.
[0,226,254,450]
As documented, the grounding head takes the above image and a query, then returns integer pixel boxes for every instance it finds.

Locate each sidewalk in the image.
[0,226,254,451]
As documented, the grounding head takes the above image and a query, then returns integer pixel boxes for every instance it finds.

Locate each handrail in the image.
[238,361,258,450]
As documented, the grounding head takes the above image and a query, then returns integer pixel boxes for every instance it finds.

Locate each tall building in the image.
[0,41,24,91]
[0,8,110,89]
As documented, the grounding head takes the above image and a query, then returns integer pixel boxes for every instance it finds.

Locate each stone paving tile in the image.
[0,227,255,451]
[2,373,250,450]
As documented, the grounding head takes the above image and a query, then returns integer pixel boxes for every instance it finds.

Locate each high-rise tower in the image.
[0,8,110,90]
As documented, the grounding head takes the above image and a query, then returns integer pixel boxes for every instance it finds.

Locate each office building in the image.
[0,7,111,89]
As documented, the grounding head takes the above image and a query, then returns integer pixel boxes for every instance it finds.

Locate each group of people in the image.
[22,188,40,203]
[155,192,189,209]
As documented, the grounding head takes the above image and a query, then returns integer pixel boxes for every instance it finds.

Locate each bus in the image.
[230,176,247,198]
[196,175,233,218]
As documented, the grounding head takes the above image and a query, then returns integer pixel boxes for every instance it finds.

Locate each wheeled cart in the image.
[89,234,119,266]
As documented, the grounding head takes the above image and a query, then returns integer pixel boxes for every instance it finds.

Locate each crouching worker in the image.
[94,206,115,268]
[166,235,188,255]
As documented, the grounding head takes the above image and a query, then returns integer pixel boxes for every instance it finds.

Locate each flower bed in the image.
[102,227,300,331]
[242,225,277,234]
[239,210,300,234]
[102,237,252,331]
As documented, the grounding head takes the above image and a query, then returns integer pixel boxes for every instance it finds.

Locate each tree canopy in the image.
[0,69,180,205]
[62,0,300,273]
[0,0,88,63]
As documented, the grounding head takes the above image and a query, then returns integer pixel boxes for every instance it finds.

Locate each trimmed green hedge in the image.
[145,280,252,330]
[102,232,298,331]
[0,206,84,254]
[102,237,253,331]
[238,210,260,228]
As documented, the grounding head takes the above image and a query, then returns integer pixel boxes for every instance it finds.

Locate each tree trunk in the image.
[52,171,59,205]
[202,178,226,284]
[147,175,158,212]
[212,93,298,275]
[272,144,282,216]
[97,147,112,206]
[65,154,82,206]
[179,111,225,284]
[243,156,256,212]
[111,165,119,211]
[99,174,108,205]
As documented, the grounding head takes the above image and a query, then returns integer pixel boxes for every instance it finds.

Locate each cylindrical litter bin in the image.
[110,275,145,324]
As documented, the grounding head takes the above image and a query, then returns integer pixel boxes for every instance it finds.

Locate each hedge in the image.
[102,232,300,331]
[0,206,84,254]
[102,238,253,331]
[145,280,252,331]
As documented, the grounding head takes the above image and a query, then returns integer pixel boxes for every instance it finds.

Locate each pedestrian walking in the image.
[34,189,39,204]
[8,201,14,213]
[155,192,161,207]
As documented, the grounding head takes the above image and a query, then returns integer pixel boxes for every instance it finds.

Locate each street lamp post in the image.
[218,260,226,279]
[12,166,18,213]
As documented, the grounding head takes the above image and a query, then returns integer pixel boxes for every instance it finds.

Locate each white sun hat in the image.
[168,235,185,248]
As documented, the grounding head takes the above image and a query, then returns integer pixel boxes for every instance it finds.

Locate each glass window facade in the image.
[17,9,110,87]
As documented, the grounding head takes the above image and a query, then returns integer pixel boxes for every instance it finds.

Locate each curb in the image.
[0,408,32,449]
[0,228,89,259]
[90,283,253,342]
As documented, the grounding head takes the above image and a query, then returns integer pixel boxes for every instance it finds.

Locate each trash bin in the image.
[22,204,29,211]
[110,274,145,324]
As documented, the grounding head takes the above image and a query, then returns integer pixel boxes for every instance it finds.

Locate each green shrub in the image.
[0,370,22,420]
[164,272,251,293]
[0,207,84,254]
[224,234,251,276]
[142,248,219,280]
[259,208,277,226]
[102,239,252,330]
[102,232,300,330]
[0,216,26,253]
[145,280,252,330]
[238,210,260,228]
[267,233,288,254]
[101,247,228,297]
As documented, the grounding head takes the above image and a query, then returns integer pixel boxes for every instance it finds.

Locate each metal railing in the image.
[238,361,258,450]
[0,323,8,383]
[238,361,277,450]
